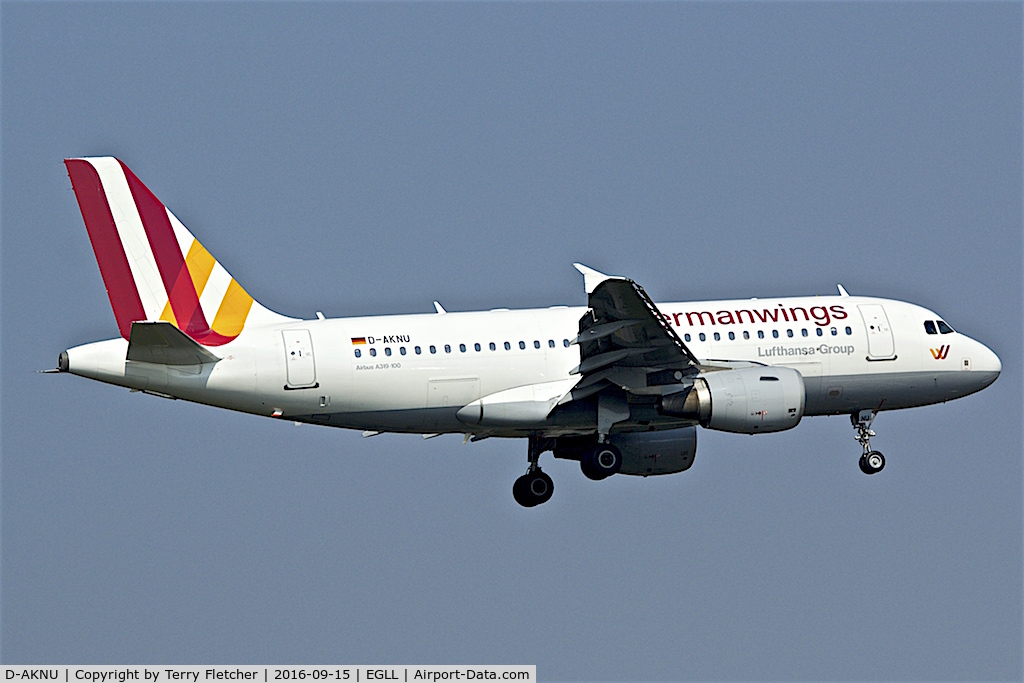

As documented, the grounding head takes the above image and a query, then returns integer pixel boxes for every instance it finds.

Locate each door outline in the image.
[427,377,480,409]
[283,329,319,389]
[858,304,896,361]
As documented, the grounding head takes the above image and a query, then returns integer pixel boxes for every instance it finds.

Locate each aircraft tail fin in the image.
[65,157,289,345]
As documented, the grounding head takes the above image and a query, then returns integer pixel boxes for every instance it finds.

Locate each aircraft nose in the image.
[972,340,1001,389]
[978,342,1001,376]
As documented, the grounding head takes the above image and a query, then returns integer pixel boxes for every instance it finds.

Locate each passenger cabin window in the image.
[713,332,720,341]
[504,342,511,350]
[489,342,496,351]
[354,349,361,358]
[548,340,555,348]
[772,330,779,339]
[444,344,451,353]
[474,343,481,352]
[684,333,691,342]
[816,328,823,337]
[728,332,735,340]
[937,320,954,334]
[845,326,852,335]
[370,348,377,357]
[830,327,837,336]
[519,341,526,350]
[924,320,937,335]
[459,344,467,352]
[534,340,541,349]
[563,339,570,347]
[385,348,392,356]
[801,329,808,337]
[400,347,406,355]
[743,331,750,340]
[415,346,421,354]
[699,333,706,342]
[429,345,436,354]
[758,330,765,339]
[786,329,793,338]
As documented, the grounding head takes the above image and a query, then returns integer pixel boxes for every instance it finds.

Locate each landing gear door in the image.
[858,304,896,360]
[283,329,318,388]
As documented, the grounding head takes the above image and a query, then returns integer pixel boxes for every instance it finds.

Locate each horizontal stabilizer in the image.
[127,321,220,365]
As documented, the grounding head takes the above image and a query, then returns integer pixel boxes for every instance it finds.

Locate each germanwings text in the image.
[663,304,849,328]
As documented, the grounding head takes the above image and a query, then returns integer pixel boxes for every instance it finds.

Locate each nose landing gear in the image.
[852,410,885,475]
[859,450,886,475]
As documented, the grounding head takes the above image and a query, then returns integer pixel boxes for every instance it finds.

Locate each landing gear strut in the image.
[852,410,885,475]
[513,436,555,507]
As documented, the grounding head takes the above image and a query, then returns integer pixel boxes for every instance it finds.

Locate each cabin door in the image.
[858,305,896,360]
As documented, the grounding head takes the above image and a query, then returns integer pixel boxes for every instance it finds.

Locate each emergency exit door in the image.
[283,329,318,388]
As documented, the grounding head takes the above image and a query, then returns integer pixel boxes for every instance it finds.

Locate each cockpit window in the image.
[924,320,937,335]
[937,320,954,334]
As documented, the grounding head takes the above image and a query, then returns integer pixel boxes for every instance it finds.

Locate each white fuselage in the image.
[65,293,1001,438]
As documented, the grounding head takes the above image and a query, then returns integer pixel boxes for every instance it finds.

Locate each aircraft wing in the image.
[564,265,700,403]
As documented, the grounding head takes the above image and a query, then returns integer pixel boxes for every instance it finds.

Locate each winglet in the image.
[433,301,447,314]
[837,284,850,297]
[573,263,620,295]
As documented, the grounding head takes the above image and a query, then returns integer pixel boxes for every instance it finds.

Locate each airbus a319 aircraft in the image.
[55,157,1001,507]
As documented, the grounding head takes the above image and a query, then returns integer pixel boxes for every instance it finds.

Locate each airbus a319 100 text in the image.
[53,158,1001,507]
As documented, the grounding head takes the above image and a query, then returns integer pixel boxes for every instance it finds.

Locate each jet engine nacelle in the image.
[610,428,697,476]
[553,428,697,477]
[661,366,805,434]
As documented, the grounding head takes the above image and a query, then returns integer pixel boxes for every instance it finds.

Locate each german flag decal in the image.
[351,337,367,345]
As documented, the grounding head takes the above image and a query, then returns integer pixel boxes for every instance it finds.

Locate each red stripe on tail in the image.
[119,161,210,337]
[65,159,146,340]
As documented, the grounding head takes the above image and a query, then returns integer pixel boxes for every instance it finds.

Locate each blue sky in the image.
[3,3,1021,679]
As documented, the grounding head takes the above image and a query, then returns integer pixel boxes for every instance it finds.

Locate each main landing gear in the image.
[580,442,623,481]
[512,436,624,507]
[513,437,555,508]
[852,410,885,475]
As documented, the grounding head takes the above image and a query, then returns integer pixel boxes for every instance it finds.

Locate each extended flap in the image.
[127,322,221,365]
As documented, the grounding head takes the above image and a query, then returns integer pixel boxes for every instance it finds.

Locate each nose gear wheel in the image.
[859,450,886,475]
[852,410,885,475]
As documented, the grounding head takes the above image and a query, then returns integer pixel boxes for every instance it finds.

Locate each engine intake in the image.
[661,366,805,434]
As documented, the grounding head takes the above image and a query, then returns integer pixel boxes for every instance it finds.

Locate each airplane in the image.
[54,157,1002,507]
